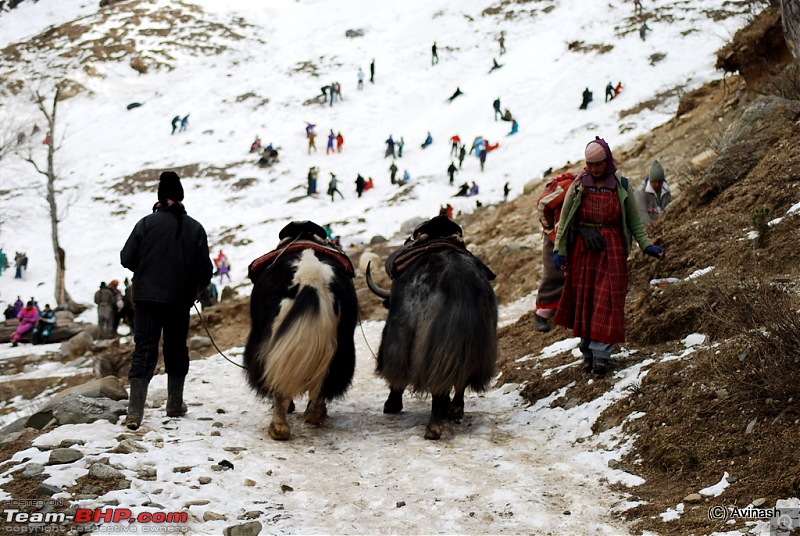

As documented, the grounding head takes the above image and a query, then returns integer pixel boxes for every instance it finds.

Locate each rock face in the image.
[698,96,800,202]
[782,0,800,60]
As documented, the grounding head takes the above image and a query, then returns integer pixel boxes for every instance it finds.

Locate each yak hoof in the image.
[268,422,291,441]
[448,404,464,423]
[304,404,328,426]
[383,391,403,414]
[424,423,443,440]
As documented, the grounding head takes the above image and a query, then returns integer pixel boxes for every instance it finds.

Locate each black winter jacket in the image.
[120,206,212,307]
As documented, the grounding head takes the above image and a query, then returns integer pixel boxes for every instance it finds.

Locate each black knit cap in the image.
[157,171,184,202]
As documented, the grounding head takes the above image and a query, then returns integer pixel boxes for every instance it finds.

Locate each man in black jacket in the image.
[120,171,212,430]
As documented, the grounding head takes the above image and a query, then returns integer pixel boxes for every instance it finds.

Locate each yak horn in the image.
[365,262,391,300]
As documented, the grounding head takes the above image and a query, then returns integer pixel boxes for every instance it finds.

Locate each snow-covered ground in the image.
[0,0,778,533]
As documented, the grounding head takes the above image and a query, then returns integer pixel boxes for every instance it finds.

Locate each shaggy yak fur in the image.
[244,222,357,440]
[367,216,498,439]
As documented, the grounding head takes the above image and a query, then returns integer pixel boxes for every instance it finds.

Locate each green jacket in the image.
[554,174,652,256]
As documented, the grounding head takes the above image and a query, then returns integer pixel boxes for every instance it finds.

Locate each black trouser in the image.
[129,301,190,381]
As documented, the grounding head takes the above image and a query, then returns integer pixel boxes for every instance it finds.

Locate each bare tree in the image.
[22,86,80,311]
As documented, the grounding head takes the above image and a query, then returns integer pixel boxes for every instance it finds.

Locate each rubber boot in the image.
[582,354,594,373]
[166,375,188,417]
[125,378,149,430]
[592,356,610,376]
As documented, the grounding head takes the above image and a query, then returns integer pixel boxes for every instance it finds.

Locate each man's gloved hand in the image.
[577,226,607,252]
[553,252,567,270]
[644,245,665,259]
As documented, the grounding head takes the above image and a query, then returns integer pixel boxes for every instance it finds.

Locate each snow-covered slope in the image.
[0,0,751,309]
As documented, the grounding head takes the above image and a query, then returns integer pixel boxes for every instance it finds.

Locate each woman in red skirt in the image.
[552,137,665,375]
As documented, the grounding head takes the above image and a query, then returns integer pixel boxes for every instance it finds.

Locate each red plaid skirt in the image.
[554,188,628,343]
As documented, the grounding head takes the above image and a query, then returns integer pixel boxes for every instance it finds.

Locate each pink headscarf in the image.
[585,142,606,163]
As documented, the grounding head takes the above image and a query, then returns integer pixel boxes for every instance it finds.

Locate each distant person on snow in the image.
[357,68,365,90]
[385,135,396,158]
[10,301,39,347]
[498,31,506,55]
[447,87,463,103]
[503,182,511,201]
[327,173,344,201]
[479,147,488,171]
[502,109,513,122]
[370,59,375,83]
[214,251,231,286]
[431,42,439,65]
[579,87,593,110]
[179,114,189,132]
[447,162,458,185]
[507,119,519,136]
[450,134,461,156]
[489,58,503,73]
[493,97,502,120]
[614,82,624,98]
[397,137,405,158]
[399,170,410,186]
[250,135,262,153]
[30,304,56,345]
[171,115,180,135]
[389,161,398,184]
[336,132,344,153]
[458,144,466,168]
[469,182,479,197]
[355,174,366,198]
[639,22,650,41]
[327,130,336,154]
[421,132,433,149]
[307,123,317,154]
[454,182,470,197]
[605,82,615,102]
[307,166,319,195]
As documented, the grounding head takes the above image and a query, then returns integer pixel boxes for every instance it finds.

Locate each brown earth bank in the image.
[495,5,800,535]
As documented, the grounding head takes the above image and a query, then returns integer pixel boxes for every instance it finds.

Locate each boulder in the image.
[60,330,94,360]
[26,395,127,429]
[400,217,426,235]
[47,377,128,405]
[223,521,262,536]
[358,251,382,275]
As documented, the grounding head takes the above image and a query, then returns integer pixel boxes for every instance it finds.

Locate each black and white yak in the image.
[366,216,498,439]
[244,221,358,440]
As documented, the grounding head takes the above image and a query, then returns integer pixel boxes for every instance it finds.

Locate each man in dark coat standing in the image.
[120,171,212,430]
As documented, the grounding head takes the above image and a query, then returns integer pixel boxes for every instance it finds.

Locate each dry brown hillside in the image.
[491,4,800,535]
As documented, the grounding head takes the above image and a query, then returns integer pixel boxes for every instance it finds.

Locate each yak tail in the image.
[260,283,338,400]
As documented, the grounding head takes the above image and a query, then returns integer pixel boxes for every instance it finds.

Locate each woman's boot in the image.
[166,375,188,417]
[125,378,149,430]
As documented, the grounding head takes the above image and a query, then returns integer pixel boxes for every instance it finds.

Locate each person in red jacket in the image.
[533,172,576,332]
[336,132,344,152]
[450,134,461,157]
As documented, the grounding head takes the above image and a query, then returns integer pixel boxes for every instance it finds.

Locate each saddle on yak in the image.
[248,221,355,280]
[385,216,495,281]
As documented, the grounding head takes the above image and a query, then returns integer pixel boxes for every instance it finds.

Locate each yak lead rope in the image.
[193,302,245,369]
